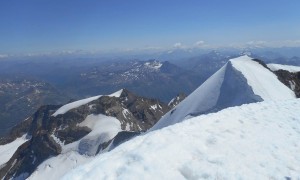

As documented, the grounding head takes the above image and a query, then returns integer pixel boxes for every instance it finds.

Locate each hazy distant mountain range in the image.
[0,49,299,137]
[0,55,299,179]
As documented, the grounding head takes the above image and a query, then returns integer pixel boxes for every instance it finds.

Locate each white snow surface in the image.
[151,63,227,131]
[52,89,123,116]
[0,134,28,166]
[62,99,300,180]
[267,63,300,73]
[61,114,121,155]
[151,55,295,131]
[231,56,296,101]
[29,152,91,180]
[29,114,122,179]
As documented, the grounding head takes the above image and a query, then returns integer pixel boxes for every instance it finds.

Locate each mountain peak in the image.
[144,60,163,70]
[230,56,295,100]
[52,89,124,117]
[151,56,296,131]
[229,55,251,62]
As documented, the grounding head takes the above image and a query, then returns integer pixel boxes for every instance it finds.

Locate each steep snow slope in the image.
[52,89,123,116]
[151,55,295,131]
[51,115,122,156]
[62,99,300,180]
[0,134,28,166]
[231,57,295,100]
[268,63,300,72]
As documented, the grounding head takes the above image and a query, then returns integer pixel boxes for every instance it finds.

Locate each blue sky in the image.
[1,0,300,54]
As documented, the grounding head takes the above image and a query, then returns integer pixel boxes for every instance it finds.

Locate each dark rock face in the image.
[274,70,300,98]
[0,89,170,180]
[0,135,61,180]
[110,131,141,149]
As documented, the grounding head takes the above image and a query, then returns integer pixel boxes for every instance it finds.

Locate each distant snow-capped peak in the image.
[144,60,163,70]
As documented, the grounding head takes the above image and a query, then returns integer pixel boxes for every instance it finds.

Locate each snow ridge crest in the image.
[151,55,296,131]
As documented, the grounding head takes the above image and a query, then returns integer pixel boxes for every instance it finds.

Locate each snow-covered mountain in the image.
[77,59,200,102]
[61,98,300,179]
[151,55,296,131]
[0,89,172,179]
[1,55,299,179]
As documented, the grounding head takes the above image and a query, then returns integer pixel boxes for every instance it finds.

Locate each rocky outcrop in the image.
[0,89,170,180]
[273,70,300,98]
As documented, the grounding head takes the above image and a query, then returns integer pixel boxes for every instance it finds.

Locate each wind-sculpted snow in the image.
[151,55,296,131]
[62,99,300,180]
[231,56,296,100]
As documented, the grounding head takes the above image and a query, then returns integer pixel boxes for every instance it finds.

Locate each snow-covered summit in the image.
[52,89,124,116]
[151,55,296,131]
[230,56,295,100]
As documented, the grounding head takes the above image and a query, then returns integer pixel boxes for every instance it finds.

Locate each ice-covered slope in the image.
[0,134,28,166]
[62,99,300,180]
[151,55,296,131]
[58,115,122,156]
[267,63,300,73]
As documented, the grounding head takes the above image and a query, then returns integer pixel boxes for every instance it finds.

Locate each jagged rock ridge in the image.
[0,89,173,180]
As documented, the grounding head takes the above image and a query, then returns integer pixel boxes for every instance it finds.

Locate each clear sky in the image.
[1,0,300,54]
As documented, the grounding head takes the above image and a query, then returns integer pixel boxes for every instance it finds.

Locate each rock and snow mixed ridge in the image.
[267,63,300,98]
[0,89,170,180]
[0,134,28,166]
[62,99,300,180]
[267,63,300,73]
[151,55,296,131]
[52,89,123,116]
